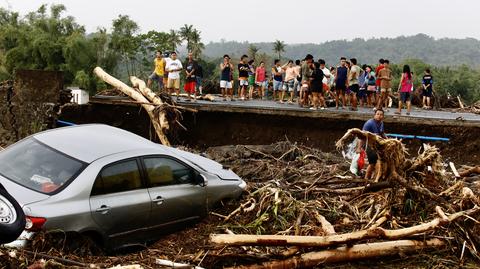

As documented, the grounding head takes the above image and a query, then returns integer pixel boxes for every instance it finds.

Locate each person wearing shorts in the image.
[255,61,267,99]
[364,66,376,107]
[396,65,413,115]
[281,60,298,104]
[422,68,434,109]
[147,50,165,92]
[376,60,393,110]
[300,54,314,107]
[271,59,283,101]
[220,54,233,101]
[165,51,183,98]
[310,62,325,110]
[238,55,250,101]
[358,109,386,181]
[247,60,255,99]
[335,57,348,109]
[347,58,360,110]
[183,52,197,101]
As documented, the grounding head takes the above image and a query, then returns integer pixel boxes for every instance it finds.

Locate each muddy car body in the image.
[0,124,246,249]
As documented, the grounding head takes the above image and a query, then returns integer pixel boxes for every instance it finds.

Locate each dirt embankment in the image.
[61,104,480,165]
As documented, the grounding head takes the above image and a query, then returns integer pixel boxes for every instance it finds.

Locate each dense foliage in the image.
[0,5,479,102]
[0,5,204,94]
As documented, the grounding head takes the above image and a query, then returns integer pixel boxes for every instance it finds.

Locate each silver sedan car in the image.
[0,124,246,250]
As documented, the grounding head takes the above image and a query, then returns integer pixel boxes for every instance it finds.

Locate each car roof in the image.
[33,124,165,163]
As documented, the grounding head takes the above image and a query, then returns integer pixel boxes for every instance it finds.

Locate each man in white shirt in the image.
[165,51,183,98]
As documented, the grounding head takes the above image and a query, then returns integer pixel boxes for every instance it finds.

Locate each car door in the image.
[89,159,151,240]
[142,156,206,229]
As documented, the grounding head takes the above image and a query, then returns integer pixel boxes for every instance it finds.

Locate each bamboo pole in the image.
[94,67,170,146]
[225,239,445,269]
[211,206,478,247]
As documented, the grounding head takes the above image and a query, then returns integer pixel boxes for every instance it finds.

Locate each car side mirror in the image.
[196,173,207,187]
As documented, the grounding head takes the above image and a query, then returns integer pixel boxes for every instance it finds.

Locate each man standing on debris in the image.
[358,109,386,180]
[147,50,166,91]
[165,51,183,99]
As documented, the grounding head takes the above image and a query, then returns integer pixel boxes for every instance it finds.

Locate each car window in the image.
[143,157,196,187]
[92,160,143,195]
[0,138,85,194]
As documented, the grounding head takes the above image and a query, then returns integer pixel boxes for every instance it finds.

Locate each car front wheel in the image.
[0,187,26,244]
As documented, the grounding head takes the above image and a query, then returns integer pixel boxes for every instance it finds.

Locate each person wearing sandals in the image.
[396,65,413,115]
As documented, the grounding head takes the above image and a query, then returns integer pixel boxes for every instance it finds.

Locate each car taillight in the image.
[25,216,46,231]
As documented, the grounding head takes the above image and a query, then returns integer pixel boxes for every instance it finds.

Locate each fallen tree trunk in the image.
[225,239,445,269]
[460,166,480,177]
[94,67,170,146]
[130,76,169,133]
[211,206,478,247]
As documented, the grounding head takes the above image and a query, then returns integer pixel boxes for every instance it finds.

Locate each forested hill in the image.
[202,34,480,66]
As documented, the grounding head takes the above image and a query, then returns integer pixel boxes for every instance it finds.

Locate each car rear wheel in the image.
[0,187,26,244]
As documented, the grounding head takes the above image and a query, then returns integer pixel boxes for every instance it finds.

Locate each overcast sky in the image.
[2,0,479,44]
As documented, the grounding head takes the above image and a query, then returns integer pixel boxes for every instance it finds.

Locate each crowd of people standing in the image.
[147,51,435,114]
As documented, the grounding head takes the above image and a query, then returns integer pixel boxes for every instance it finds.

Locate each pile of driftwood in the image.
[94,67,194,146]
[2,134,479,268]
[205,132,480,268]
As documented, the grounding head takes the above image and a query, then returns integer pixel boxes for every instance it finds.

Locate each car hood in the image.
[166,147,240,180]
[0,175,49,206]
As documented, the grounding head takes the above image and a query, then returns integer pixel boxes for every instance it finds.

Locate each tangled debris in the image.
[1,134,480,268]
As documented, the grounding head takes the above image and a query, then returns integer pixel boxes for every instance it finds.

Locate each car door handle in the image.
[95,205,110,214]
[152,196,165,204]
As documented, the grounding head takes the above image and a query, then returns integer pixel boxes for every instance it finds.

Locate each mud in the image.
[61,103,480,165]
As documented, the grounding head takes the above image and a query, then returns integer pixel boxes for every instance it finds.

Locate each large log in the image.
[226,239,445,269]
[130,76,169,132]
[460,166,480,177]
[94,67,170,146]
[211,206,478,247]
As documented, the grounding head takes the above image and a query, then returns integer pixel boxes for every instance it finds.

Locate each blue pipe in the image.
[56,120,76,127]
[386,133,449,142]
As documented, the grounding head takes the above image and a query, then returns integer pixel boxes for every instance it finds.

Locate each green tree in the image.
[168,29,182,52]
[190,29,204,58]
[179,24,194,51]
[109,14,140,77]
[248,44,259,61]
[273,40,285,60]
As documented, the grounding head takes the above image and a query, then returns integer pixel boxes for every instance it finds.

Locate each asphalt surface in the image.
[176,96,480,122]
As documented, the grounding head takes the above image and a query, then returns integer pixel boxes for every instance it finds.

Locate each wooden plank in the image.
[449,162,460,178]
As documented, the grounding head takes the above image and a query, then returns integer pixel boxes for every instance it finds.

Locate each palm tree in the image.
[190,29,204,58]
[273,40,286,60]
[248,44,260,61]
[179,24,194,51]
[168,29,182,52]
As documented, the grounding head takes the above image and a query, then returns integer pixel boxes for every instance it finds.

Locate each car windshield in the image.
[0,138,85,194]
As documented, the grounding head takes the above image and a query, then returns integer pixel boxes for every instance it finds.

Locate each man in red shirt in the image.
[374,58,385,108]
